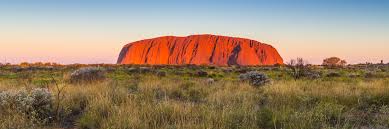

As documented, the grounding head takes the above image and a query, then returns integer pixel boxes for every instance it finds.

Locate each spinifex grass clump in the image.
[239,71,270,87]
[69,67,106,84]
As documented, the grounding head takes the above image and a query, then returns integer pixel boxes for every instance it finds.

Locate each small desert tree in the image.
[322,57,347,67]
[287,58,308,79]
[20,62,30,67]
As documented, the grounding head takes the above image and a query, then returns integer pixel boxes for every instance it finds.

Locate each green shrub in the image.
[326,72,342,77]
[374,106,389,127]
[225,110,246,129]
[77,97,112,129]
[170,82,208,103]
[77,113,100,129]
[256,108,274,129]
[364,72,377,78]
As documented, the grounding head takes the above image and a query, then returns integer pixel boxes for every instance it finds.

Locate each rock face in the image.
[117,34,283,66]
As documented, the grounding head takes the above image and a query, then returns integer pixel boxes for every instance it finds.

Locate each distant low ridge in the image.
[117,34,283,66]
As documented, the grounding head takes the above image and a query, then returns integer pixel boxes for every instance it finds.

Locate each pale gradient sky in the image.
[0,0,388,64]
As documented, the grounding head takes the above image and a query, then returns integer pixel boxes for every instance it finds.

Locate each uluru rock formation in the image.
[117,34,283,66]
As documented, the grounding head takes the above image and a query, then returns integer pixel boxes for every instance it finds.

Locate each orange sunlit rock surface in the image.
[117,34,283,66]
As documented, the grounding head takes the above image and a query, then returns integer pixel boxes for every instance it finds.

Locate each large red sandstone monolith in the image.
[117,34,283,66]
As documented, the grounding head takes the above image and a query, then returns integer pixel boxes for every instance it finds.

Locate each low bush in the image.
[256,108,274,129]
[239,71,270,87]
[326,72,341,77]
[305,71,321,79]
[126,67,138,73]
[348,73,361,78]
[156,71,167,77]
[206,78,215,85]
[139,67,153,73]
[69,67,106,84]
[364,72,377,78]
[0,88,53,125]
[374,106,389,127]
[196,70,208,77]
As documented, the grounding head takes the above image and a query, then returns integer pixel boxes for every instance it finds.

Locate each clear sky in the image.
[0,0,388,64]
